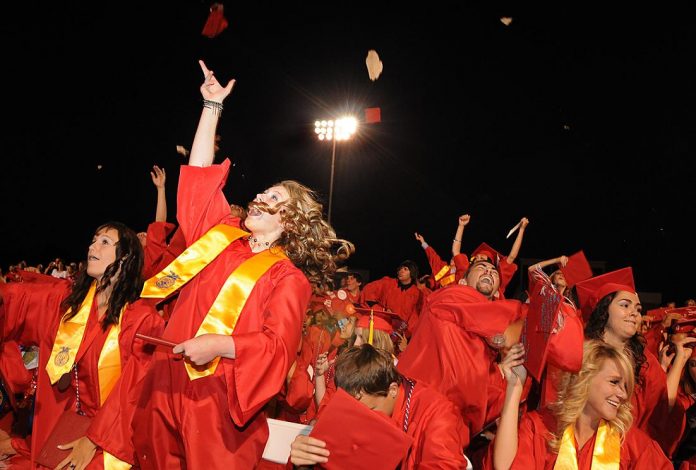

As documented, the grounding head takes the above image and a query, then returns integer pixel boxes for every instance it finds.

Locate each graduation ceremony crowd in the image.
[2,60,696,470]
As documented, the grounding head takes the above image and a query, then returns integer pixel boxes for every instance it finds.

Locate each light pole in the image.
[314,117,358,224]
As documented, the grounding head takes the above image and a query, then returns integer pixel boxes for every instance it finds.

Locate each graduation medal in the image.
[156,271,180,289]
[54,346,70,367]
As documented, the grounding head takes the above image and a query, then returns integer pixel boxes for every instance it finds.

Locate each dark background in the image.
[1,3,694,303]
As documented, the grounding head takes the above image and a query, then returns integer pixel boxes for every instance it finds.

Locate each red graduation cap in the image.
[575,267,636,323]
[309,388,413,470]
[201,2,228,38]
[352,307,407,344]
[354,308,400,334]
[558,251,593,288]
[364,107,381,124]
[470,242,502,267]
[523,280,584,382]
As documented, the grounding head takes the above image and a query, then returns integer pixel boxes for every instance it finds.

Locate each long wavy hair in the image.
[584,292,646,386]
[62,222,144,330]
[548,340,635,452]
[252,180,354,286]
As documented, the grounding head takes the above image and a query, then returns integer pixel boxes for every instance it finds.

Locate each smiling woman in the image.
[487,340,671,470]
[580,267,693,449]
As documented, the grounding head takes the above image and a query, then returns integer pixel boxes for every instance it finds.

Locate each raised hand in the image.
[198,59,235,103]
[459,214,471,226]
[520,217,530,229]
[414,232,425,244]
[150,165,166,189]
[500,343,527,387]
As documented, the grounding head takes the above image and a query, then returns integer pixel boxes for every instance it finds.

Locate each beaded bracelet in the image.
[203,99,224,117]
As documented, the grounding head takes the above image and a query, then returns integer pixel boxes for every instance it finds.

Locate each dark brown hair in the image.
[334,344,402,396]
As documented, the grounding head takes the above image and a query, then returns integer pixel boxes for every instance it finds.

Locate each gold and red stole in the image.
[141,224,288,379]
[45,282,131,469]
[554,420,621,470]
[433,264,456,287]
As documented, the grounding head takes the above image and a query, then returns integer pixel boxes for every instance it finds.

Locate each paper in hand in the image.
[506,221,521,239]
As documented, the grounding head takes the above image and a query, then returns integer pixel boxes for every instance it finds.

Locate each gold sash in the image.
[185,248,288,380]
[434,265,456,286]
[433,265,450,282]
[46,283,97,383]
[554,420,620,470]
[141,224,250,298]
[45,282,131,469]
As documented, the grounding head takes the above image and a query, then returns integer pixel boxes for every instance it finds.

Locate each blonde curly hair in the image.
[251,180,354,286]
[547,340,635,452]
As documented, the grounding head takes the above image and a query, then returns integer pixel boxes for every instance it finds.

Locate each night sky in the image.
[1,4,694,304]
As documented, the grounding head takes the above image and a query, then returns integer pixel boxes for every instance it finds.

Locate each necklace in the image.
[248,236,270,249]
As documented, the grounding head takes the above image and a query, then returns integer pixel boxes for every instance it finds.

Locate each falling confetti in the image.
[365,50,383,81]
[500,17,513,26]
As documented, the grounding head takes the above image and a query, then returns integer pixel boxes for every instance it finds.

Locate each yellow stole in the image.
[45,282,131,469]
[141,224,249,298]
[433,265,456,286]
[185,248,288,379]
[554,420,621,470]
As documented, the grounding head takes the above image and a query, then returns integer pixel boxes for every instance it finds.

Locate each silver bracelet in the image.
[203,99,224,117]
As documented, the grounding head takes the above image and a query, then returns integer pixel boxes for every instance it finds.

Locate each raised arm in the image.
[188,60,235,168]
[528,255,568,273]
[665,336,696,410]
[506,217,529,264]
[452,214,470,257]
[150,165,167,222]
[493,343,527,470]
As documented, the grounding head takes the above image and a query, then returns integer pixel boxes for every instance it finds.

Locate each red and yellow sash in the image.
[141,224,249,298]
[554,420,620,470]
[141,224,288,380]
[185,248,288,379]
[45,282,130,469]
[434,265,456,287]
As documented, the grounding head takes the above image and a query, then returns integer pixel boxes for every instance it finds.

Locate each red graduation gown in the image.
[0,281,164,469]
[482,408,672,469]
[142,221,177,280]
[632,350,668,431]
[360,277,423,336]
[123,160,311,469]
[396,284,521,449]
[391,381,467,470]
